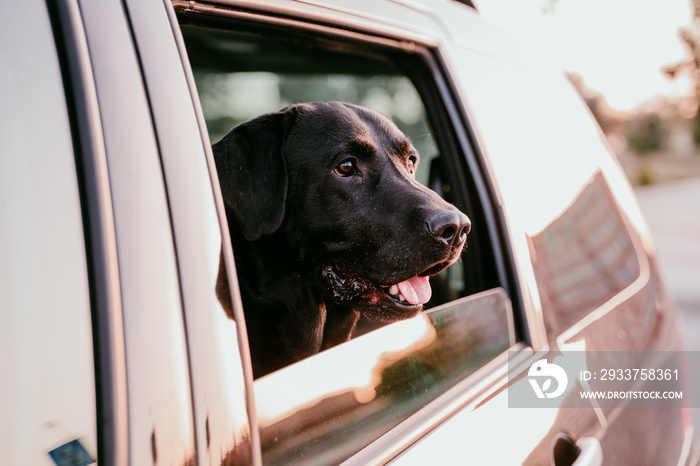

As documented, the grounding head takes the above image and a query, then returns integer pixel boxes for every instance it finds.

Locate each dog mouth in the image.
[322,264,437,312]
[385,276,432,305]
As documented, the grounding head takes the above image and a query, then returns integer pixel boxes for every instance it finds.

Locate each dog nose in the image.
[427,210,471,248]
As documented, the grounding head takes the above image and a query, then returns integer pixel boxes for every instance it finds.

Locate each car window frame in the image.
[171,1,534,461]
[115,0,266,463]
[407,46,524,318]
[173,1,523,328]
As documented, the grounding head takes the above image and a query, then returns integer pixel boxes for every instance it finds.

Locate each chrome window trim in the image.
[173,0,436,50]
[48,0,128,463]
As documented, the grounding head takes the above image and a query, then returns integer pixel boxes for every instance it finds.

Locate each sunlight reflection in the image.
[254,313,437,424]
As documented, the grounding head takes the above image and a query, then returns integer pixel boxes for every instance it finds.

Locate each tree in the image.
[664,0,700,146]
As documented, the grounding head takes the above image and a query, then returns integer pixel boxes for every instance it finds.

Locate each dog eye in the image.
[407,157,417,175]
[334,160,357,177]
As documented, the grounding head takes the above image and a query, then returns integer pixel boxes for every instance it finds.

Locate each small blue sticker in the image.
[48,439,95,466]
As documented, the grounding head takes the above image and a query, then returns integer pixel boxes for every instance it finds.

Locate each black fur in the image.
[214,102,470,378]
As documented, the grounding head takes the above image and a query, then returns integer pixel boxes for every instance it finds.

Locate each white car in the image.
[1,0,696,465]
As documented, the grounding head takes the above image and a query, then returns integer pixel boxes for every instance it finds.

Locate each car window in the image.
[176,10,516,461]
[180,24,501,302]
[255,288,513,464]
[0,1,97,463]
[527,171,641,334]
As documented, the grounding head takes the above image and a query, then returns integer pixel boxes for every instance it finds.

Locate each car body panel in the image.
[1,0,695,464]
[48,0,129,462]
[78,0,197,462]
[0,2,98,463]
[168,1,692,464]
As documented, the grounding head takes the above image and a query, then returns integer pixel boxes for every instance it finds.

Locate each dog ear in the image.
[213,107,298,241]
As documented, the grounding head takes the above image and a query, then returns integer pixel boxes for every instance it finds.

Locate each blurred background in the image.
[476,0,700,350]
[476,0,700,185]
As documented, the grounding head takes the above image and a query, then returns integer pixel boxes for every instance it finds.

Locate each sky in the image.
[475,0,695,112]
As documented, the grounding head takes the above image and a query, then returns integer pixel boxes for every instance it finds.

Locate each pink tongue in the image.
[397,276,432,305]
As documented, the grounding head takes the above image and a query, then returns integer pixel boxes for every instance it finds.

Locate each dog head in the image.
[214,102,470,322]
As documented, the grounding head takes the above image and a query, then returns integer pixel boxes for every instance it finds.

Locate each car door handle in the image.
[553,435,602,466]
[572,437,603,466]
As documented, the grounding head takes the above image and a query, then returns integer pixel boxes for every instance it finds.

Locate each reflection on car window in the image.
[528,171,641,333]
[254,288,515,464]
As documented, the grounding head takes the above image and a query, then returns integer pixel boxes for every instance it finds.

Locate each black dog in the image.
[214,102,470,378]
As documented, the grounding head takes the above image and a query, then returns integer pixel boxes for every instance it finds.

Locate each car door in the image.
[54,0,202,463]
[436,4,693,464]
[0,2,99,464]
[153,1,606,464]
[48,0,262,463]
[6,1,687,465]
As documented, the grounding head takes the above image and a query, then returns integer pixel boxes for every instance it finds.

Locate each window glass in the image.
[255,288,514,464]
[0,2,97,464]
